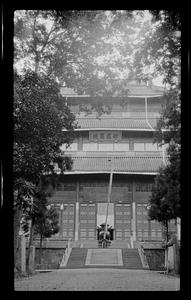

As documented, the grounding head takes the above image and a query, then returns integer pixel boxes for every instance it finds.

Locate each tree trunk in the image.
[162,220,169,242]
[34,59,39,74]
[14,208,22,269]
[166,220,169,242]
[26,218,34,270]
[39,232,43,264]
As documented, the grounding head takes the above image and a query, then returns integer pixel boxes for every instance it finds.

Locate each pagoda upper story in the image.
[60,80,166,123]
[57,80,167,175]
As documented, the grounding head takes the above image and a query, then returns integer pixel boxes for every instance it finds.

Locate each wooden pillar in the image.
[132,182,137,241]
[78,136,83,151]
[60,204,64,238]
[132,202,137,241]
[148,220,151,241]
[177,217,181,242]
[129,138,134,151]
[74,179,80,241]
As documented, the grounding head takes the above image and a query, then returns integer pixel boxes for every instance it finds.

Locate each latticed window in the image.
[134,142,145,151]
[98,143,113,151]
[92,133,98,140]
[134,140,158,151]
[100,132,105,140]
[135,183,154,192]
[114,143,129,151]
[63,183,76,191]
[113,182,132,191]
[106,132,112,140]
[113,133,118,140]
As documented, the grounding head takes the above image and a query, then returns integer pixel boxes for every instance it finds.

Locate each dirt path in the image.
[14,268,180,291]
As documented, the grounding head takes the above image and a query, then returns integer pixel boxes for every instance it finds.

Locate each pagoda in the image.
[48,79,176,243]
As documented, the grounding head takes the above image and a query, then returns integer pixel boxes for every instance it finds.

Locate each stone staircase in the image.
[60,248,88,269]
[74,239,131,249]
[61,247,144,269]
[122,249,143,269]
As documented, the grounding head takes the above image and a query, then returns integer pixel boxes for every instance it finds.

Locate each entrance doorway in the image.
[97,203,114,228]
[79,203,96,240]
[114,203,131,240]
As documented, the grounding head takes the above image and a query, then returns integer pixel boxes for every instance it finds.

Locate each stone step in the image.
[63,247,144,269]
[63,248,88,269]
[122,248,143,269]
[77,239,131,249]
[85,249,123,266]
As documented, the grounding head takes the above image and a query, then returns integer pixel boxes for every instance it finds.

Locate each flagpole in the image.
[104,158,113,239]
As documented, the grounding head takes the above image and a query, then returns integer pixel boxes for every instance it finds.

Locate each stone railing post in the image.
[20,235,26,273]
[164,247,168,273]
[60,239,72,268]
[137,242,149,269]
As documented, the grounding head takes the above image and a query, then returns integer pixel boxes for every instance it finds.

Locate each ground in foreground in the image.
[14,268,180,291]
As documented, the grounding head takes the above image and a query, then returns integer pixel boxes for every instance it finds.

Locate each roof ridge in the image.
[70,156,164,159]
[76,117,150,119]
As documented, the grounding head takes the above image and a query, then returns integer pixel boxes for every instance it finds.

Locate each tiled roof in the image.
[60,87,89,97]
[75,118,157,130]
[125,85,164,97]
[63,156,166,174]
[67,151,163,157]
[60,85,164,97]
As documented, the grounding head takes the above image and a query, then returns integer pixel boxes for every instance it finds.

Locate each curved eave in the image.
[54,170,158,175]
[62,127,156,132]
[66,128,156,132]
[127,94,163,98]
[64,94,164,100]
[53,156,167,175]
[62,117,158,132]
[62,128,169,132]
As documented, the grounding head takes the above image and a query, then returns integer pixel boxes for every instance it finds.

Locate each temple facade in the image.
[48,80,176,243]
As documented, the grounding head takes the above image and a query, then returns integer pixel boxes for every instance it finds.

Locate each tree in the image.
[14,10,151,122]
[19,186,55,267]
[134,10,181,236]
[14,178,35,268]
[14,71,75,179]
[13,10,181,256]
[148,161,180,239]
[14,10,149,97]
[35,206,59,264]
[13,71,76,270]
[25,193,60,265]
[148,87,181,238]
[134,10,181,87]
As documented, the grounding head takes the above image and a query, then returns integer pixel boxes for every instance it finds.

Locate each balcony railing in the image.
[61,151,165,157]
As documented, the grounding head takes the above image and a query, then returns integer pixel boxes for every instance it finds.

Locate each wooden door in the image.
[136,204,149,241]
[61,203,75,239]
[97,203,114,227]
[115,203,131,240]
[79,203,96,240]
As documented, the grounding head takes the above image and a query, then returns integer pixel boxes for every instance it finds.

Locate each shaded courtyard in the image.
[14,268,180,291]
